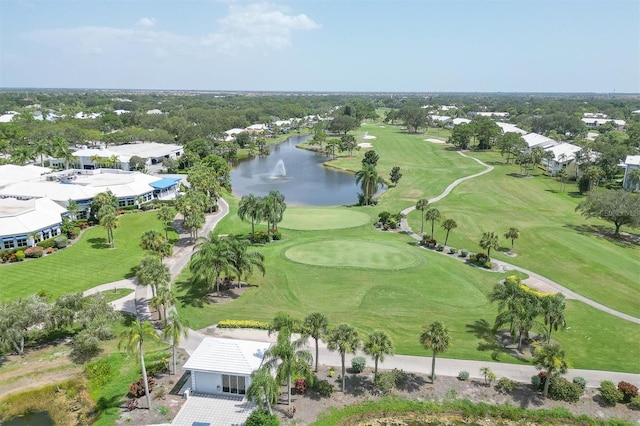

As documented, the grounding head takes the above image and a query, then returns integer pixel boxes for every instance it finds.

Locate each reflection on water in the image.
[1,412,54,426]
[230,135,362,206]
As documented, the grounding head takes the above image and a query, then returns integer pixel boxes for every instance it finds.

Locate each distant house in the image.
[522,133,559,152]
[542,143,582,175]
[475,112,509,118]
[581,118,626,130]
[429,115,451,124]
[183,337,271,396]
[452,118,471,126]
[496,122,527,135]
[146,109,163,115]
[622,155,640,191]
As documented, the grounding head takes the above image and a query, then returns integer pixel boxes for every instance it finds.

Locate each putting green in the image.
[280,207,370,230]
[284,240,419,269]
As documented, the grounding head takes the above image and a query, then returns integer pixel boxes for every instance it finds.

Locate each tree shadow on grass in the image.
[88,237,110,249]
[563,224,639,248]
[465,319,506,361]
[94,394,123,412]
[510,383,545,409]
[175,277,211,309]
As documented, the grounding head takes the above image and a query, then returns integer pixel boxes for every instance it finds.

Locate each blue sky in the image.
[1,0,638,92]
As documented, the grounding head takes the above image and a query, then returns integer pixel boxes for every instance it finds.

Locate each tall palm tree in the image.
[355,164,384,206]
[363,330,394,379]
[190,232,232,296]
[557,168,569,192]
[237,194,262,236]
[541,294,567,343]
[246,367,279,415]
[326,323,360,392]
[227,235,266,287]
[10,145,34,165]
[263,327,312,406]
[66,199,81,220]
[266,190,286,233]
[99,207,119,248]
[533,343,569,399]
[157,206,176,239]
[425,208,441,238]
[136,255,170,298]
[163,311,189,375]
[154,284,176,324]
[504,227,520,250]
[118,319,160,409]
[441,219,458,246]
[31,138,51,167]
[302,312,329,372]
[494,291,541,351]
[52,136,74,169]
[419,321,451,383]
[479,231,499,258]
[415,199,429,234]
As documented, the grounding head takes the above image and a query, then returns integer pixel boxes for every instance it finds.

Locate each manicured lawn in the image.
[176,203,639,373]
[280,207,370,230]
[0,211,178,300]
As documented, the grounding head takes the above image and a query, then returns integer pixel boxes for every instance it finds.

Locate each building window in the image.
[222,374,246,395]
[3,239,15,249]
[16,237,28,247]
[42,230,51,239]
[118,200,127,207]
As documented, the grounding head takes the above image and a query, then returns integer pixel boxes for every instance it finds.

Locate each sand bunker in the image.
[358,142,373,148]
[425,138,446,144]
[362,135,377,140]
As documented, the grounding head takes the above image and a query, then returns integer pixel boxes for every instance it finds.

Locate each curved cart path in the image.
[399,152,640,325]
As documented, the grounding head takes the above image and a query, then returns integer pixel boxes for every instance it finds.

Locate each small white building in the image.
[475,111,509,118]
[622,155,640,191]
[452,118,471,126]
[522,133,559,152]
[581,118,626,130]
[429,115,452,124]
[542,143,583,175]
[496,122,527,135]
[72,147,131,171]
[183,337,272,396]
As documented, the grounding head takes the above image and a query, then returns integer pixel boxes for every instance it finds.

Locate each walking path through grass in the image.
[399,152,640,325]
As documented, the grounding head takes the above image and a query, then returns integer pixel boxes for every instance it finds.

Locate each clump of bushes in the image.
[129,377,156,398]
[448,248,458,254]
[629,396,640,410]
[421,237,437,247]
[458,371,469,381]
[315,380,334,397]
[217,319,271,330]
[618,381,638,403]
[85,358,113,386]
[24,246,44,258]
[245,408,280,426]
[548,376,583,402]
[459,249,469,257]
[351,356,366,374]
[294,378,307,394]
[599,380,623,406]
[374,369,408,395]
[496,377,516,394]
[54,236,69,249]
[572,376,586,390]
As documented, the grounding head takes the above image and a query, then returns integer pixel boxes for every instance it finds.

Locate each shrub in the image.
[46,247,54,254]
[572,377,586,390]
[85,358,113,386]
[37,238,56,249]
[531,374,543,391]
[392,369,408,387]
[129,377,156,398]
[483,261,493,269]
[548,376,583,402]
[54,236,68,249]
[599,380,622,406]
[629,396,640,410]
[374,371,396,395]
[327,367,335,378]
[351,356,366,373]
[449,248,458,254]
[316,380,334,398]
[421,236,436,247]
[71,330,102,362]
[15,250,25,261]
[458,371,470,381]
[245,408,280,426]
[24,246,44,258]
[496,377,516,394]
[459,249,468,257]
[618,381,639,403]
[294,378,307,394]
[147,357,169,377]
[217,319,271,330]
[271,231,282,241]
[436,244,444,251]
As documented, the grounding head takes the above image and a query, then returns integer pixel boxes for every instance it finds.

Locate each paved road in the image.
[399,152,640,325]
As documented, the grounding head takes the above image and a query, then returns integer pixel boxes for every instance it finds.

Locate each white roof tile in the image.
[0,197,66,236]
[625,155,640,166]
[183,337,271,376]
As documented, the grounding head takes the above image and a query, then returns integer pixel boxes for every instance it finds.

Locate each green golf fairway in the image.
[284,240,419,270]
[280,207,371,230]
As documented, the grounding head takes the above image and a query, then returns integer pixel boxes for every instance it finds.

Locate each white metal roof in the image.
[0,197,66,236]
[107,142,182,159]
[452,118,471,125]
[430,115,451,122]
[0,164,52,188]
[73,147,132,163]
[183,337,271,376]
[625,155,640,166]
[522,132,559,149]
[496,122,527,135]
[545,143,582,162]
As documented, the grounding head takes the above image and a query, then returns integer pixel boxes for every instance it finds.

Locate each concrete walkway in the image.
[399,152,640,325]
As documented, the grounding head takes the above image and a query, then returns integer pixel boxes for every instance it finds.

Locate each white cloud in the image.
[203,2,320,53]
[137,17,157,29]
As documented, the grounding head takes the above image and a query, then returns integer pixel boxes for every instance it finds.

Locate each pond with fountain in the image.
[230,134,365,206]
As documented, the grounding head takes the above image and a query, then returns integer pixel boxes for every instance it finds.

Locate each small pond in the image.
[230,134,364,206]
[1,411,54,426]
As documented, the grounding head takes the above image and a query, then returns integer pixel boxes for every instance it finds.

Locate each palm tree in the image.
[269,312,300,336]
[9,145,34,165]
[326,323,360,392]
[415,199,429,234]
[419,321,451,383]
[626,168,640,192]
[190,233,232,297]
[557,168,569,192]
[302,312,329,372]
[425,208,441,238]
[154,284,176,323]
[504,227,520,251]
[441,219,458,246]
[541,294,567,343]
[118,319,161,409]
[494,291,541,351]
[238,194,262,236]
[140,229,166,256]
[136,254,170,298]
[99,207,119,248]
[263,327,312,405]
[31,138,51,167]
[52,136,74,169]
[163,311,189,375]
[533,343,569,399]
[363,330,394,379]
[66,199,81,220]
[355,164,384,206]
[157,206,176,239]
[266,190,286,233]
[246,367,279,415]
[227,235,266,287]
[479,231,499,258]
